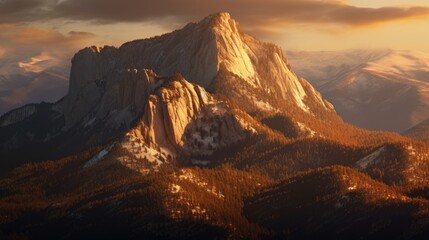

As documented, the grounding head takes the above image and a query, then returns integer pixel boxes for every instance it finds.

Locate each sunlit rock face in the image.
[58,12,334,131]
[0,12,334,171]
[142,79,213,152]
[132,77,250,156]
[57,47,158,129]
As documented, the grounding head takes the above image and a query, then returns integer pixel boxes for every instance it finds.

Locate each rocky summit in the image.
[0,12,334,171]
[58,12,334,130]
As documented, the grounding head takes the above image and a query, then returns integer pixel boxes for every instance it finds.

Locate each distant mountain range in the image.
[404,118,429,141]
[0,13,428,239]
[287,49,429,132]
[0,55,69,115]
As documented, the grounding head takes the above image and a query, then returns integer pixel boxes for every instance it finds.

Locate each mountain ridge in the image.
[287,49,429,132]
[404,118,429,141]
[0,12,338,172]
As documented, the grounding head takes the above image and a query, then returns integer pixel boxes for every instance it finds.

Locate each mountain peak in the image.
[199,12,240,33]
[203,12,231,23]
[54,12,336,131]
[208,11,232,21]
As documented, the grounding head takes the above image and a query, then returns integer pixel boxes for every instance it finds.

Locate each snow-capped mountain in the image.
[287,49,429,132]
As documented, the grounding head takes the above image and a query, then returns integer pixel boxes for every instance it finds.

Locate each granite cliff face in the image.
[142,79,213,152]
[0,12,335,171]
[117,77,253,173]
[57,12,334,130]
[128,76,251,156]
[56,48,159,129]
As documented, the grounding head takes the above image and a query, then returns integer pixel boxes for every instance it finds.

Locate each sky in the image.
[1,0,429,65]
[1,0,429,114]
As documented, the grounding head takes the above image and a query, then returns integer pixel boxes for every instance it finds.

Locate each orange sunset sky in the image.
[0,0,428,81]
[1,0,429,66]
[1,0,429,60]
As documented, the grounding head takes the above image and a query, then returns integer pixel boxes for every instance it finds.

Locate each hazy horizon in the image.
[2,0,429,60]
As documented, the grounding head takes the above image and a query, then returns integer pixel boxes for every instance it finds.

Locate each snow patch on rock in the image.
[84,143,115,168]
[114,128,177,174]
[119,131,172,172]
[83,117,96,128]
[356,146,385,170]
[297,121,317,138]
[181,103,250,156]
[251,97,278,112]
[177,169,225,199]
[170,184,182,194]
[407,145,416,156]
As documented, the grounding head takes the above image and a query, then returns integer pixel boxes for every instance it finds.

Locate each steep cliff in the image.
[0,12,335,172]
[117,76,254,172]
[56,12,334,131]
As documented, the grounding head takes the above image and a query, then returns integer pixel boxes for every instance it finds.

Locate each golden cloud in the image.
[0,47,5,57]
[0,24,95,59]
[1,0,429,28]
[18,52,56,73]
[52,0,429,27]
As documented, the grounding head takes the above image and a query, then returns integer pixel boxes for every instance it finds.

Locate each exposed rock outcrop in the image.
[125,76,251,158]
[56,47,159,129]
[57,12,334,131]
[0,12,335,172]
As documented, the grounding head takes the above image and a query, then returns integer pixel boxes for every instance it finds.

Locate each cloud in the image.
[2,26,94,48]
[0,24,95,77]
[1,1,428,44]
[0,68,69,114]
[0,47,5,57]
[0,0,46,23]
[18,52,57,73]
[326,5,429,26]
[68,31,96,38]
[0,24,94,114]
[0,24,95,58]
[2,0,429,28]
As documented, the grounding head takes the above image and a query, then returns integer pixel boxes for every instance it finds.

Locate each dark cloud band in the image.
[1,0,429,27]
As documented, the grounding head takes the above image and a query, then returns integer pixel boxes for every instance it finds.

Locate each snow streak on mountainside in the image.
[287,49,429,132]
